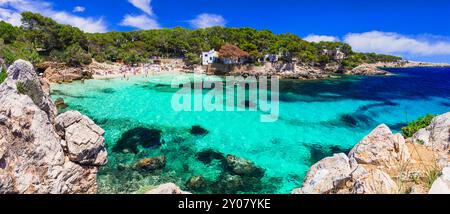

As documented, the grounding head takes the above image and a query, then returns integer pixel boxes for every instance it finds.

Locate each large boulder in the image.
[292,153,353,194]
[429,167,450,194]
[55,111,107,166]
[145,183,191,194]
[412,112,450,153]
[0,60,106,194]
[349,124,410,170]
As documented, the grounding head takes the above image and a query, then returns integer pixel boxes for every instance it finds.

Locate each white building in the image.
[201,49,219,65]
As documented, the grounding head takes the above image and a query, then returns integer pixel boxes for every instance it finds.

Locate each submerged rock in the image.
[0,60,106,194]
[135,155,166,171]
[145,183,191,194]
[55,97,68,110]
[190,125,209,136]
[196,149,226,165]
[186,176,207,190]
[293,153,352,194]
[225,155,265,178]
[113,127,162,153]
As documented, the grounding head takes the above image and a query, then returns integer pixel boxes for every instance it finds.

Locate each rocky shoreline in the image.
[0,60,107,193]
[39,59,450,83]
[292,113,449,194]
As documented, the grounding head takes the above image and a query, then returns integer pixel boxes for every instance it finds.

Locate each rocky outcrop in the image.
[412,112,450,153]
[294,114,450,194]
[145,183,191,194]
[292,153,352,194]
[41,62,92,83]
[347,63,390,76]
[349,124,410,171]
[55,111,108,166]
[0,60,107,194]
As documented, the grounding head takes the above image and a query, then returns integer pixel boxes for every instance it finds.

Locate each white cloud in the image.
[0,0,107,33]
[73,6,85,13]
[303,34,339,43]
[123,0,160,30]
[128,0,153,16]
[189,13,226,29]
[344,31,450,56]
[120,14,160,30]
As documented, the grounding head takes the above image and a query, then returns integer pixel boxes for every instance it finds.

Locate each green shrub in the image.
[16,82,26,94]
[0,68,7,84]
[401,114,435,138]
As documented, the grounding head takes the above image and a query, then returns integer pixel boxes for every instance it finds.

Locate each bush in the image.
[184,52,200,66]
[0,68,7,84]
[62,44,92,66]
[401,114,435,138]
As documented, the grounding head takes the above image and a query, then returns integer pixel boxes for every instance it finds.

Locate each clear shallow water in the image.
[50,67,450,194]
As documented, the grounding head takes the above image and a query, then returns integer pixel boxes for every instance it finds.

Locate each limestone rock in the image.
[0,60,106,194]
[347,64,390,76]
[145,183,191,194]
[55,111,107,166]
[293,153,352,194]
[429,167,450,194]
[135,155,166,171]
[412,112,450,152]
[4,60,57,121]
[349,124,410,170]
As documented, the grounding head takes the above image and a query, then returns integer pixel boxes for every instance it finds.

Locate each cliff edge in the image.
[0,60,107,194]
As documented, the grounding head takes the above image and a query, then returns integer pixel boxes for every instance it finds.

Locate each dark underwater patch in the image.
[190,125,209,136]
[357,100,398,111]
[304,143,351,165]
[387,122,408,132]
[99,88,116,94]
[441,101,450,107]
[196,149,226,165]
[51,90,88,99]
[339,113,374,128]
[113,127,163,153]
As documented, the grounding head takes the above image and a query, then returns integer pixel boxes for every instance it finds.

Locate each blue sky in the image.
[1,0,450,63]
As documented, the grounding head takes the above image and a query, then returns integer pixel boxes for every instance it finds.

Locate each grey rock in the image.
[293,153,352,194]
[145,183,191,194]
[349,124,410,170]
[55,111,107,166]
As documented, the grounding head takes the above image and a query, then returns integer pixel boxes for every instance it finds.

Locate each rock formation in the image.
[0,60,107,194]
[293,115,450,194]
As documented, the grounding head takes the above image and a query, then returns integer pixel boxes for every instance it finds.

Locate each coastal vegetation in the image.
[401,114,435,138]
[0,68,7,84]
[0,12,401,68]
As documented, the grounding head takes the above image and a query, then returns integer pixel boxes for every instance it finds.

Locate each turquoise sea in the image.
[50,67,450,194]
